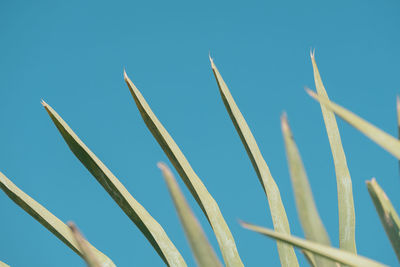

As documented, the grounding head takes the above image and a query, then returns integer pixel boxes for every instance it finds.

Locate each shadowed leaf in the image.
[0,172,115,267]
[310,53,356,253]
[158,163,222,267]
[366,178,400,262]
[42,101,186,267]
[210,57,298,267]
[124,71,243,267]
[281,113,334,267]
[307,89,400,160]
[68,222,102,267]
[241,221,387,267]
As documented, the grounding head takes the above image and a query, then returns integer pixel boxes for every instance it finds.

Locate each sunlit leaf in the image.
[241,221,387,267]
[281,113,334,267]
[0,260,10,267]
[68,222,102,267]
[124,72,243,267]
[0,172,115,267]
[307,89,400,160]
[310,53,356,253]
[42,101,186,267]
[366,178,400,262]
[158,163,222,267]
[210,57,298,267]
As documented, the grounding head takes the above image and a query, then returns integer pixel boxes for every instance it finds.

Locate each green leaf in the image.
[210,57,298,267]
[158,163,223,267]
[366,178,400,262]
[68,222,102,267]
[124,71,243,267]
[311,53,356,253]
[307,89,400,160]
[0,172,115,267]
[240,221,387,267]
[281,113,334,267]
[42,101,186,267]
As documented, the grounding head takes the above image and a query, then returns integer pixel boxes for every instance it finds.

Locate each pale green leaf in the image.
[366,178,400,262]
[307,89,400,160]
[241,221,387,267]
[397,96,400,171]
[0,260,10,267]
[124,71,243,267]
[281,113,334,267]
[42,101,186,267]
[158,163,223,267]
[302,250,317,267]
[210,57,298,267]
[68,222,102,267]
[311,53,356,253]
[0,172,115,267]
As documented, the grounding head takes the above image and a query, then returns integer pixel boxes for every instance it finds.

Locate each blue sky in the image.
[1,0,400,266]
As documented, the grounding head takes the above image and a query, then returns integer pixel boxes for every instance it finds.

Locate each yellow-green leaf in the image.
[397,96,400,171]
[281,113,334,267]
[124,71,243,267]
[68,222,102,267]
[241,221,387,267]
[366,178,400,262]
[42,101,186,267]
[302,250,317,267]
[158,163,223,267]
[311,53,356,253]
[210,57,298,267]
[0,260,10,267]
[0,172,115,267]
[307,89,400,160]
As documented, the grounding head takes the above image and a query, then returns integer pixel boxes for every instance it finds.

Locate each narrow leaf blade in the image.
[366,178,400,262]
[302,250,317,267]
[311,53,356,253]
[241,221,387,267]
[281,113,334,267]
[210,58,298,267]
[68,222,102,267]
[158,163,222,267]
[396,96,400,171]
[124,71,243,267]
[42,101,186,267]
[0,172,115,267]
[307,90,400,160]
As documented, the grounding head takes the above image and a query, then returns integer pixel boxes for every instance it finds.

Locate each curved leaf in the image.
[210,57,298,267]
[366,178,400,262]
[307,89,400,160]
[281,113,334,267]
[42,101,186,267]
[241,221,387,267]
[311,53,356,253]
[124,71,243,267]
[158,163,222,267]
[0,172,115,267]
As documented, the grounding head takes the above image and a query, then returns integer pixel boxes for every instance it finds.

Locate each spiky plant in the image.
[1,53,399,267]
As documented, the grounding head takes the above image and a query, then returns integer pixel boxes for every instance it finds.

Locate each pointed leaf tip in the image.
[305,88,317,99]
[310,49,315,59]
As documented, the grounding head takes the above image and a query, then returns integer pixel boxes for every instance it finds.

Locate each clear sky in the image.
[1,1,400,266]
